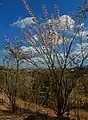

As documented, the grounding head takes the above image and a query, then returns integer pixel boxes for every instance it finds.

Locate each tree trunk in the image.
[57,90,64,116]
[12,100,16,113]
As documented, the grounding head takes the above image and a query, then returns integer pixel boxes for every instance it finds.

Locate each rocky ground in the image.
[0,111,24,120]
[0,111,70,120]
[0,92,88,120]
[0,109,88,120]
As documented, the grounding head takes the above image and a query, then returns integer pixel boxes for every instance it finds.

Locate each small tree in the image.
[3,37,22,113]
[5,0,88,116]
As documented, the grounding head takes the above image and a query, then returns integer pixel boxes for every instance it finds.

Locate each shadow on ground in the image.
[23,109,70,120]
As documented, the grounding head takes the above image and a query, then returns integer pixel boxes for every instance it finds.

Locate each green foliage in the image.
[0,66,7,70]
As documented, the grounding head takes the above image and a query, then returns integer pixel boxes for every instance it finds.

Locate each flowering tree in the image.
[5,0,88,116]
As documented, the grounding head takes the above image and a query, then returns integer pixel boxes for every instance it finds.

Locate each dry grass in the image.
[16,99,88,119]
[16,99,56,117]
[0,93,88,120]
[0,111,24,120]
[70,109,88,120]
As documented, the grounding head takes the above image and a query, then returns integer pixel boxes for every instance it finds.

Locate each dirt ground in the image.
[0,93,88,120]
[0,111,24,120]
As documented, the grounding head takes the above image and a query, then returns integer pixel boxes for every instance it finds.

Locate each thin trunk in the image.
[12,100,16,113]
[57,90,64,116]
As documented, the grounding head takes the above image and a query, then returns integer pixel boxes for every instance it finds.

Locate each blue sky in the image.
[0,0,84,42]
[0,0,87,66]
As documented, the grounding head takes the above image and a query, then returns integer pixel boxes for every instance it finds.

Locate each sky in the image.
[0,0,87,67]
[0,0,84,41]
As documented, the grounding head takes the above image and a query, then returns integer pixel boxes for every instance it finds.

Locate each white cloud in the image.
[12,15,75,30]
[76,43,88,49]
[21,45,51,57]
[17,43,88,68]
[10,15,88,68]
[47,15,75,29]
[21,46,37,55]
[31,34,39,44]
[70,43,88,62]
[11,17,35,28]
[33,34,38,41]
[77,23,84,28]
[59,15,75,29]
[78,30,88,40]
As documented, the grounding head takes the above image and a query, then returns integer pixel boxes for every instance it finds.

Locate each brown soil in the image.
[0,93,88,120]
[0,111,24,120]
